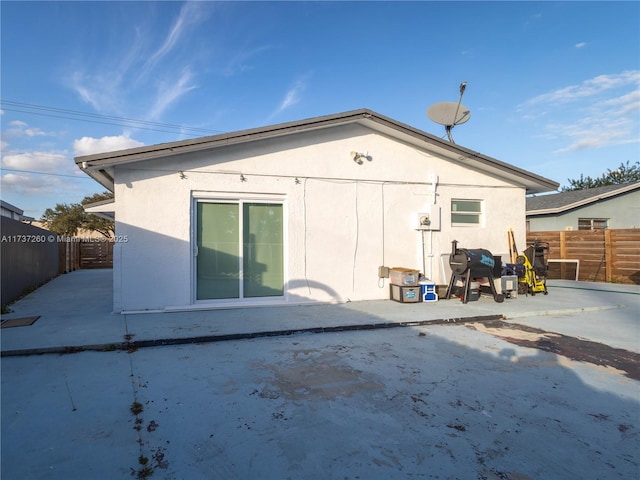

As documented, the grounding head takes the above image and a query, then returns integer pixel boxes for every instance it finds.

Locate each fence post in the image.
[58,241,64,274]
[75,240,80,270]
[559,231,567,279]
[604,229,613,283]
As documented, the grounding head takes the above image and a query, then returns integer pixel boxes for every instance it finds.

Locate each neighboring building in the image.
[75,109,558,313]
[31,220,112,239]
[0,200,34,222]
[526,182,640,232]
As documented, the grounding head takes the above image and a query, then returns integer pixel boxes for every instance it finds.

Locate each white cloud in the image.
[4,120,52,139]
[551,116,633,153]
[575,42,587,49]
[70,70,124,113]
[519,70,640,152]
[73,135,144,157]
[0,152,87,196]
[222,45,272,77]
[148,67,198,120]
[597,88,640,116]
[1,151,75,175]
[267,75,311,121]
[0,172,71,195]
[68,2,211,122]
[142,2,210,77]
[523,70,639,105]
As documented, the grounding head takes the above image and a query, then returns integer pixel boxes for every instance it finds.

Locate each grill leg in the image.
[445,272,456,300]
[487,273,505,303]
[462,270,471,304]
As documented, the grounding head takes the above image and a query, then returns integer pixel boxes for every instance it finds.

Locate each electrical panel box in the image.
[416,207,441,231]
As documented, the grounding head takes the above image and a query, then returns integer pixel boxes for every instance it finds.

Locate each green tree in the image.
[562,161,640,191]
[40,191,114,238]
[81,192,115,238]
[40,203,86,236]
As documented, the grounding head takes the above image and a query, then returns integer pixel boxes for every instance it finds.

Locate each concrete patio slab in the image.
[2,323,639,479]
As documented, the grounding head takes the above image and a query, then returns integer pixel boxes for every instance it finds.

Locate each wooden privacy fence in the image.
[526,229,640,285]
[79,239,114,268]
[59,238,114,272]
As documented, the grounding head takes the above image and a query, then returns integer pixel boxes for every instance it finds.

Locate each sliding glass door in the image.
[196,200,283,301]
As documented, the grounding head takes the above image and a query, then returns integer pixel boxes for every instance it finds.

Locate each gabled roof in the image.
[526,182,640,216]
[75,108,559,194]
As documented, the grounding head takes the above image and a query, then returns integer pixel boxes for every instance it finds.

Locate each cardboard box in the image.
[389,268,420,286]
[390,284,422,303]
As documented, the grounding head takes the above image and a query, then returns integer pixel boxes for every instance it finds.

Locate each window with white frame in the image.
[578,218,608,230]
[451,199,482,225]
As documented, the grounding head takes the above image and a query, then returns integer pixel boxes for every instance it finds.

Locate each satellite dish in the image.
[426,102,471,127]
[426,81,471,143]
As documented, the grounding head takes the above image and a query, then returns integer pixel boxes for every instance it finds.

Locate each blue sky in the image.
[1,1,639,219]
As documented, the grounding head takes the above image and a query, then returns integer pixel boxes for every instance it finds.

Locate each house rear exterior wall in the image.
[528,190,640,231]
[112,125,526,312]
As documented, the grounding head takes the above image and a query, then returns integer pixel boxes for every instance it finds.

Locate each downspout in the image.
[427,174,438,280]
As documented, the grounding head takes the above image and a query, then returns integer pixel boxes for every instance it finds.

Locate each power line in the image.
[1,107,197,136]
[0,99,227,136]
[0,167,92,180]
[1,151,72,161]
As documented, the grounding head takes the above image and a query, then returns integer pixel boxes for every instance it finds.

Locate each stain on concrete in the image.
[255,349,384,401]
[467,320,640,380]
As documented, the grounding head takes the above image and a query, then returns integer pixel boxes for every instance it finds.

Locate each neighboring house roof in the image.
[75,108,559,194]
[1,200,23,216]
[0,200,35,221]
[526,182,640,216]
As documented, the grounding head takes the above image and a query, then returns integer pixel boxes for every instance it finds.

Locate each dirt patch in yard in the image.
[467,320,640,381]
[254,349,384,401]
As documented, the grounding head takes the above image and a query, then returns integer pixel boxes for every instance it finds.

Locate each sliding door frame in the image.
[191,192,288,306]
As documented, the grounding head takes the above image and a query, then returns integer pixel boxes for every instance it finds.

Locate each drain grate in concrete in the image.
[1,316,40,328]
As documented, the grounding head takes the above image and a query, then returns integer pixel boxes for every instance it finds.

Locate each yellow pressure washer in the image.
[507,229,549,296]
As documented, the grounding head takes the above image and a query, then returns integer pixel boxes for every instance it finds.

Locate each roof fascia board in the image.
[527,183,640,215]
[83,198,115,210]
[83,199,115,221]
[80,167,115,192]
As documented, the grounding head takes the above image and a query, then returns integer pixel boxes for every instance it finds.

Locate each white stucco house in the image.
[76,109,558,313]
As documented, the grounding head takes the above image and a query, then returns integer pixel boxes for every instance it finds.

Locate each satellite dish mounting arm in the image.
[445,125,455,143]
[426,81,470,144]
[448,82,468,144]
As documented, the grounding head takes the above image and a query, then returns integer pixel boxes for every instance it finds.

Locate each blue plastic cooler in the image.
[419,279,438,302]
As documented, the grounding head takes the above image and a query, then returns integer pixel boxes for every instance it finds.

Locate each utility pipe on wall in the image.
[426,173,438,280]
